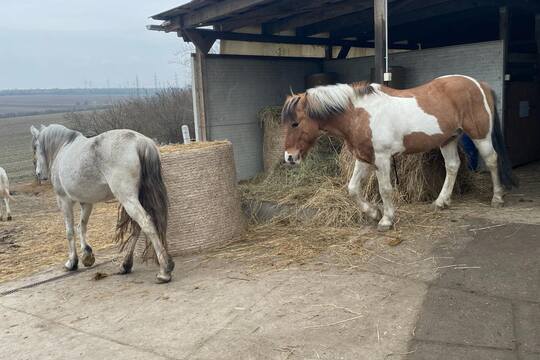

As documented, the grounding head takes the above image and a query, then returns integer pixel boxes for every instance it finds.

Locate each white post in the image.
[182,125,191,144]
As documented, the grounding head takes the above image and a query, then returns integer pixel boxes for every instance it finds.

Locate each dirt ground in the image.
[0,182,118,282]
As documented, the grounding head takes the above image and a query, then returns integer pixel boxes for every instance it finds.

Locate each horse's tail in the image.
[489,89,518,190]
[115,141,169,260]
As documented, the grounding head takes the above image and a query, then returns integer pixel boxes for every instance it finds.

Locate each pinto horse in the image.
[281,75,516,231]
[30,124,174,283]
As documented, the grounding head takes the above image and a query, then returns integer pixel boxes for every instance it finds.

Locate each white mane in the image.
[305,84,356,119]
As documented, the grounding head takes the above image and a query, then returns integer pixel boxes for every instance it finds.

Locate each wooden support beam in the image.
[374,0,387,84]
[184,29,217,54]
[182,0,272,28]
[333,0,497,39]
[262,0,372,35]
[217,0,294,32]
[181,28,411,49]
[500,6,509,131]
[192,49,208,141]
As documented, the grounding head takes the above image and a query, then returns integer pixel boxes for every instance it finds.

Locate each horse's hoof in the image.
[156,273,172,284]
[367,208,382,222]
[81,252,95,267]
[432,200,449,210]
[118,260,133,275]
[64,258,79,271]
[377,223,393,232]
[491,200,504,208]
[6,216,12,221]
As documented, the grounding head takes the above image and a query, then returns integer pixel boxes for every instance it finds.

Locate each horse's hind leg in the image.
[78,203,95,267]
[473,136,504,207]
[118,196,173,283]
[348,160,381,221]
[434,139,461,209]
[58,197,78,271]
[5,197,11,221]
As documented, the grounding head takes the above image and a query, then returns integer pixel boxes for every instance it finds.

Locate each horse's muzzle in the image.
[284,151,301,165]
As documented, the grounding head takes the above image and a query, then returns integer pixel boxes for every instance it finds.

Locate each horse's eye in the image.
[291,122,299,128]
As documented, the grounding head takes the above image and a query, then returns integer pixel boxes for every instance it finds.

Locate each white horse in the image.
[30,124,174,283]
[0,167,13,221]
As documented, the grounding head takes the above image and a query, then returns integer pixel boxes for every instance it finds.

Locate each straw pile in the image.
[260,106,287,172]
[136,141,246,257]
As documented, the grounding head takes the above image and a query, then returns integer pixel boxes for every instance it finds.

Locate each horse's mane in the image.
[282,82,377,122]
[40,124,81,166]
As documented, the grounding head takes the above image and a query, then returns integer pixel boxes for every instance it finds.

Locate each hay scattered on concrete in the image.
[0,183,117,283]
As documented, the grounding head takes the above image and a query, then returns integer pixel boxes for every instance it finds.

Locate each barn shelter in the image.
[149,0,540,180]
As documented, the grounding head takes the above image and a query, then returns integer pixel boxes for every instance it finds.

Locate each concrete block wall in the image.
[324,41,505,117]
[203,55,322,180]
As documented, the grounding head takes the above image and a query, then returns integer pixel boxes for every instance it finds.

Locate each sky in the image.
[0,0,192,89]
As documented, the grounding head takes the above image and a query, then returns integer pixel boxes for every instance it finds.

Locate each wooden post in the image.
[193,49,208,141]
[499,6,509,132]
[535,14,540,82]
[374,0,387,84]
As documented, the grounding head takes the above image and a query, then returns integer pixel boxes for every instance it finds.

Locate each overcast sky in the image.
[0,0,192,89]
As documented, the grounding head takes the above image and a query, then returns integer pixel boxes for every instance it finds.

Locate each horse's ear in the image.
[30,125,40,138]
[39,124,46,131]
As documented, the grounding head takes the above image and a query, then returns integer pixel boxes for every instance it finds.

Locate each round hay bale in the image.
[338,145,476,204]
[260,106,286,172]
[136,141,246,258]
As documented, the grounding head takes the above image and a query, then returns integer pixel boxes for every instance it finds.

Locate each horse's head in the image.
[281,93,321,165]
[30,125,48,180]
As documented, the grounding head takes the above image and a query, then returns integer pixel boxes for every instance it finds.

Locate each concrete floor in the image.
[1,164,539,360]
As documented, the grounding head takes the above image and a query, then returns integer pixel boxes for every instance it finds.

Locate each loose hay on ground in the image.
[0,183,117,282]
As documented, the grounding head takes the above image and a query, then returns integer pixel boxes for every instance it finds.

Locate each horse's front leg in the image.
[58,197,78,270]
[78,203,95,267]
[374,155,395,231]
[348,160,381,221]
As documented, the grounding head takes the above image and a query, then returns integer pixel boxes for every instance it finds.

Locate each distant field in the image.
[0,113,75,182]
[0,94,128,117]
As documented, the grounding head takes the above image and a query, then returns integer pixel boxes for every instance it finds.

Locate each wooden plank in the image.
[217,0,296,31]
[262,0,372,35]
[182,0,272,28]
[373,0,387,84]
[182,28,412,48]
[193,49,208,141]
[500,6,509,131]
[333,0,496,39]
[184,29,217,54]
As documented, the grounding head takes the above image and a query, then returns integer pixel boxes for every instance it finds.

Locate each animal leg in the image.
[4,197,11,221]
[118,196,174,283]
[58,197,78,271]
[473,137,504,207]
[434,139,460,209]
[375,155,395,231]
[78,203,95,267]
[0,195,4,221]
[348,160,380,221]
[118,236,138,274]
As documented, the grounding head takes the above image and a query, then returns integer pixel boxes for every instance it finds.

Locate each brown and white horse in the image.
[281,75,516,231]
